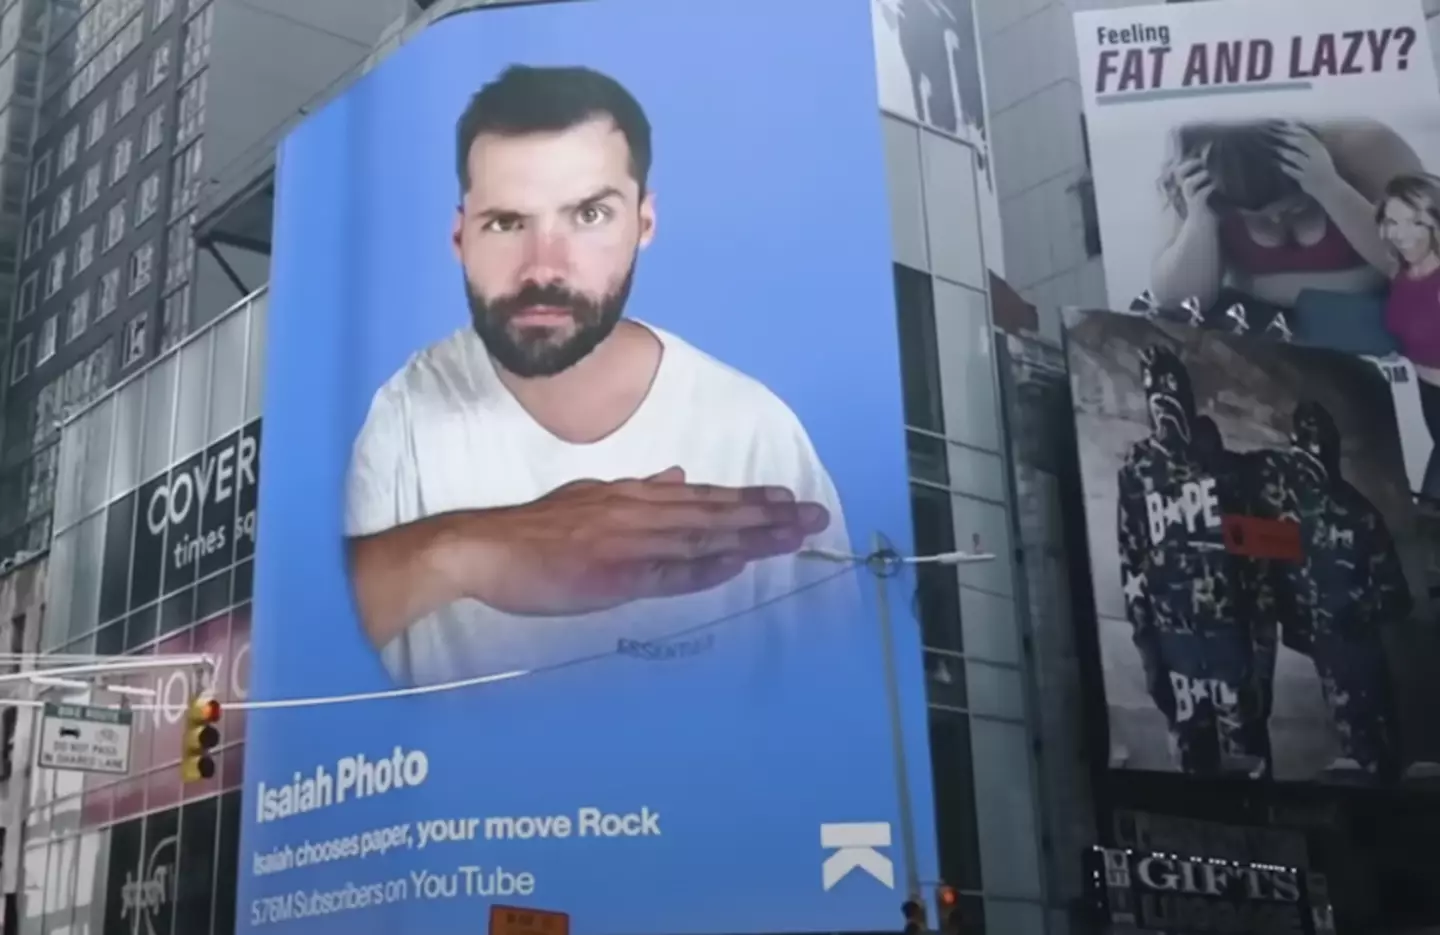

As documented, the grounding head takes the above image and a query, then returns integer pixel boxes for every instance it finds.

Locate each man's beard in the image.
[466,266,635,378]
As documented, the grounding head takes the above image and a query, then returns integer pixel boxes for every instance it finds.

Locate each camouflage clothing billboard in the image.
[1069,309,1440,783]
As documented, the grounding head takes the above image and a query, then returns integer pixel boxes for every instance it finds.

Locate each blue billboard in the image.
[240,0,938,932]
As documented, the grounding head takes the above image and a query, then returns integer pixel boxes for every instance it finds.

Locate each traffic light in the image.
[902,896,927,935]
[935,884,960,935]
[180,695,221,783]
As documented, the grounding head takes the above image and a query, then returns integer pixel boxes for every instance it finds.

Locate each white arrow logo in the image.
[820,822,895,891]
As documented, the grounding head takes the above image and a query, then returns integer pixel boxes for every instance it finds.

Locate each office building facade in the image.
[0,0,217,565]
[0,0,48,457]
[0,0,405,571]
[9,285,262,935]
[0,2,1091,933]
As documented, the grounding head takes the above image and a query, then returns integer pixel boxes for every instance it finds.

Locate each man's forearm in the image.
[346,512,490,649]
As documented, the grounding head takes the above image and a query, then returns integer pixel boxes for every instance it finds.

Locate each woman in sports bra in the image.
[1378,173,1440,500]
[1151,119,1421,315]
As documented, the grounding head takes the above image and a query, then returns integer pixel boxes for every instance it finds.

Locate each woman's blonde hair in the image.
[1376,173,1440,269]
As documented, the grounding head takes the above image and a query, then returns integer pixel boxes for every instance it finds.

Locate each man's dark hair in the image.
[455,65,652,195]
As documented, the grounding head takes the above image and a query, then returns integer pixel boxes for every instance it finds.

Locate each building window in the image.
[894,265,947,435]
[155,0,176,24]
[29,381,61,450]
[928,708,986,893]
[171,142,201,214]
[911,484,963,652]
[1077,177,1102,258]
[128,241,154,294]
[907,431,951,488]
[29,152,49,197]
[177,71,206,144]
[98,268,121,319]
[74,225,96,274]
[117,71,139,118]
[111,135,133,184]
[10,335,30,384]
[137,171,161,224]
[86,99,109,149]
[17,273,36,320]
[66,291,90,343]
[64,10,145,117]
[3,174,26,214]
[181,3,212,79]
[0,706,17,780]
[44,251,65,299]
[82,340,115,404]
[14,54,38,100]
[165,214,193,290]
[36,316,56,365]
[22,215,43,260]
[74,0,146,64]
[161,286,189,350]
[49,186,73,237]
[59,126,80,171]
[123,312,148,367]
[26,445,59,524]
[64,72,84,114]
[2,125,20,162]
[4,123,26,159]
[80,164,102,209]
[105,200,127,251]
[142,106,165,156]
[147,41,171,92]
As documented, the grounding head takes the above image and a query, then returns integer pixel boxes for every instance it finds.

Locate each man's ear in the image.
[451,207,464,261]
[638,190,656,249]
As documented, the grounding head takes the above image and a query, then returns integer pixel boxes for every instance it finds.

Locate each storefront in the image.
[1083,846,1335,935]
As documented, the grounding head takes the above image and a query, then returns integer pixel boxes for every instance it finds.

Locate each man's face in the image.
[453,116,655,378]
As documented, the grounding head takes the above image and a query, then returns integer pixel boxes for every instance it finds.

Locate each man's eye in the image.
[483,217,522,233]
[576,204,610,226]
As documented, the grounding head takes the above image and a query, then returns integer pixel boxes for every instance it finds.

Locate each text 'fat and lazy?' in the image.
[1093,26,1420,94]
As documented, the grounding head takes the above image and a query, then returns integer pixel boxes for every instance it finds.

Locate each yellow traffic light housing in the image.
[180,695,221,783]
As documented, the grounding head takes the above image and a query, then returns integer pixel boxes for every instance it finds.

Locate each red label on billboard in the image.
[1222,515,1302,562]
[490,905,570,935]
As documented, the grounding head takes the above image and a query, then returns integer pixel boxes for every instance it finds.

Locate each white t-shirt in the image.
[345,323,855,686]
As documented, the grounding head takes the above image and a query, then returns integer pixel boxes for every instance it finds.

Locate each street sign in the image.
[489,905,569,935]
[37,702,133,775]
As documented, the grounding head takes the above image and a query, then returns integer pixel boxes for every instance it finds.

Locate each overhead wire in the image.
[173,561,865,713]
[21,544,995,714]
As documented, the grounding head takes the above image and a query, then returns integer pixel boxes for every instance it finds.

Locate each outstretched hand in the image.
[464,467,831,617]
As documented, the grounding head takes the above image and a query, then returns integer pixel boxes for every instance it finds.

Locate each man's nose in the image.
[520,225,571,279]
